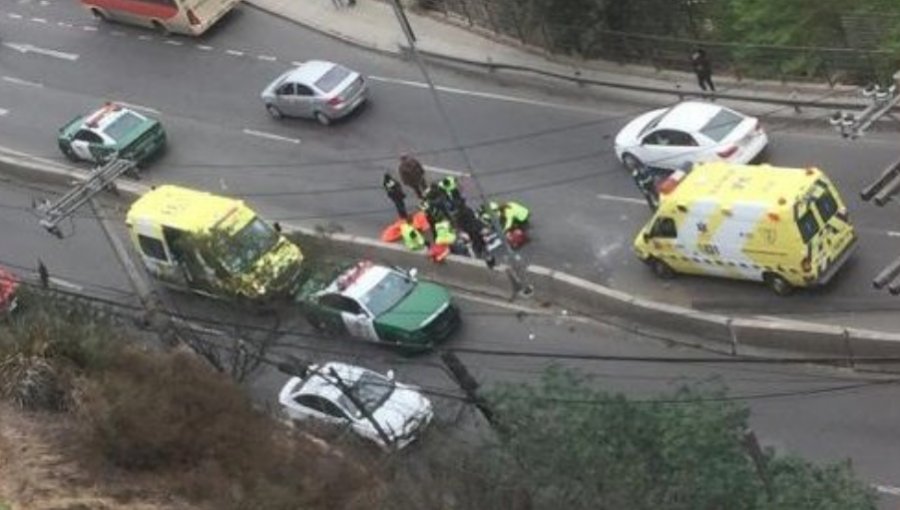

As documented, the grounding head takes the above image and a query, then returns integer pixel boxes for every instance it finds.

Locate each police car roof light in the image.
[86,102,121,128]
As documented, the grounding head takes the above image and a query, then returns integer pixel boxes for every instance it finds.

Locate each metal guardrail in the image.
[410,46,878,111]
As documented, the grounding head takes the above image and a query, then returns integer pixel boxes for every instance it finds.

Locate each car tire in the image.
[151,20,170,36]
[60,144,78,162]
[314,111,332,126]
[90,8,108,21]
[266,104,283,119]
[764,273,793,296]
[622,153,643,172]
[649,257,676,279]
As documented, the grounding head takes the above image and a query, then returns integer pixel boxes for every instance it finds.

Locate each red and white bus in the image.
[81,0,240,36]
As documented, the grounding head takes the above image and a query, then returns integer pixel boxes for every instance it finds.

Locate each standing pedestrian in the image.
[382,173,408,220]
[398,153,427,199]
[690,48,715,92]
[631,166,659,211]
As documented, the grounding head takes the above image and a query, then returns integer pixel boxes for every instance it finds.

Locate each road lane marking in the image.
[368,75,606,114]
[116,101,160,114]
[49,277,83,291]
[424,164,469,177]
[137,35,153,41]
[3,76,44,88]
[225,49,244,56]
[597,193,647,205]
[7,13,23,19]
[30,17,47,23]
[57,21,72,27]
[164,39,183,46]
[2,42,79,61]
[196,44,213,51]
[291,61,305,67]
[242,129,301,144]
[887,231,900,238]
[874,484,900,497]
[0,108,8,116]
[82,25,97,31]
[257,55,277,61]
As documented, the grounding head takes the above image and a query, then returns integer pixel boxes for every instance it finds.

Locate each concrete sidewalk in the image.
[247,0,864,112]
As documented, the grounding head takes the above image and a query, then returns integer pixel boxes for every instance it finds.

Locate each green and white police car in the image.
[57,102,167,166]
[296,261,460,351]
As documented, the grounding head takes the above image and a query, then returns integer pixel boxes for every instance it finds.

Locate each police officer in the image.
[382,173,408,220]
[438,175,465,212]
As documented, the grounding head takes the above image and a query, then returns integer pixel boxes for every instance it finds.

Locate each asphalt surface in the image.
[6,2,900,330]
[1,178,900,503]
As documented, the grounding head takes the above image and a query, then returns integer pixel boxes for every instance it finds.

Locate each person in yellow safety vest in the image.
[400,221,426,251]
[481,201,530,232]
[434,219,457,246]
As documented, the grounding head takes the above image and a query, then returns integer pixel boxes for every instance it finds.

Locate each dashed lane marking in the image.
[2,75,43,88]
[874,484,900,497]
[81,25,96,31]
[196,44,213,51]
[242,129,301,144]
[30,17,46,23]
[257,55,277,61]
[137,35,152,41]
[596,193,647,205]
[887,231,900,238]
[115,101,160,114]
[7,13,23,19]
[0,108,8,116]
[164,39,183,46]
[225,49,244,56]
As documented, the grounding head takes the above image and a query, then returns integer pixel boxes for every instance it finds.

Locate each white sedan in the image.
[278,362,433,450]
[614,101,768,176]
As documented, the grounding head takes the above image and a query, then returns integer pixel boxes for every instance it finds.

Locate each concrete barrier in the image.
[5,151,900,360]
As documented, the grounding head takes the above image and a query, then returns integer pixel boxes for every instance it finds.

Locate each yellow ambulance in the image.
[126,185,304,301]
[633,162,857,295]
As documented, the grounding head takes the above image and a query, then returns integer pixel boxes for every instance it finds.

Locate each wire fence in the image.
[416,0,900,85]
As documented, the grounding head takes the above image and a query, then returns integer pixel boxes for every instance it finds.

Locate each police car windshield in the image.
[217,218,279,274]
[341,371,395,415]
[103,112,143,140]
[359,271,415,316]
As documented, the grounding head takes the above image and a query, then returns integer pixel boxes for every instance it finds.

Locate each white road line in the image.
[225,49,244,56]
[7,13,23,19]
[874,484,900,497]
[116,101,160,114]
[196,44,213,51]
[82,25,97,31]
[57,21,72,27]
[424,164,469,177]
[164,39,183,46]
[368,75,606,114]
[137,35,153,41]
[242,129,301,144]
[49,277,83,291]
[30,17,46,23]
[0,108,8,116]
[257,55,277,61]
[596,193,646,205]
[887,231,900,238]
[291,60,304,67]
[2,76,43,88]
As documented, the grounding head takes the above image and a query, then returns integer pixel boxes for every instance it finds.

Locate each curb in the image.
[5,151,900,363]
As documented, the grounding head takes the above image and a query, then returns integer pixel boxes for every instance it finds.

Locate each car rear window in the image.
[103,112,144,140]
[796,210,820,243]
[700,109,744,142]
[315,65,351,93]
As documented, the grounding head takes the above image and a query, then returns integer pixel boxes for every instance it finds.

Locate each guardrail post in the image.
[727,318,738,355]
[790,90,801,113]
[842,328,855,368]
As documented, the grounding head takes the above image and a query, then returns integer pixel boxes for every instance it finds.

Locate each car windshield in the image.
[315,65,351,92]
[344,371,395,415]
[103,112,144,140]
[358,271,416,316]
[216,218,280,274]
[700,109,744,142]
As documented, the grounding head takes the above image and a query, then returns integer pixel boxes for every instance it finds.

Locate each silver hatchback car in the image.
[260,60,368,126]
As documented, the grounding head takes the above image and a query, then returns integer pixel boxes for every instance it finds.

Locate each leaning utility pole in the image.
[387,0,533,299]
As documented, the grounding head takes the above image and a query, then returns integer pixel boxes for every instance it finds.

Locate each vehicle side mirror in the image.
[408,268,418,280]
[386,370,395,381]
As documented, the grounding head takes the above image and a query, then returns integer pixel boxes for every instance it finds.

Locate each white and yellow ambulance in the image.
[633,162,857,295]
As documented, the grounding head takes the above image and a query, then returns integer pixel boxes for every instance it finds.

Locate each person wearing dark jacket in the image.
[382,173,408,219]
[690,48,715,92]
[398,153,427,198]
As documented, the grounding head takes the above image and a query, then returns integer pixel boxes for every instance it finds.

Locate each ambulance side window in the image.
[796,210,820,243]
[650,217,677,238]
[138,235,168,261]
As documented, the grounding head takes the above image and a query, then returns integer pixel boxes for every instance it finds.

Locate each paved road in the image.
[1,178,899,502]
[4,1,900,329]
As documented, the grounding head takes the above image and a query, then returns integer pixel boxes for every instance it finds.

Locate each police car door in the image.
[337,296,379,342]
[71,129,101,162]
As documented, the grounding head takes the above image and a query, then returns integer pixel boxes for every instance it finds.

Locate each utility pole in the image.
[440,351,501,431]
[388,0,533,299]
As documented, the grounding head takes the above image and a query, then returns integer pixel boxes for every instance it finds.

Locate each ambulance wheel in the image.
[764,273,793,296]
[649,258,676,279]
[622,153,643,172]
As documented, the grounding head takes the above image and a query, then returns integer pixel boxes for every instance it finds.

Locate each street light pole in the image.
[388,0,533,298]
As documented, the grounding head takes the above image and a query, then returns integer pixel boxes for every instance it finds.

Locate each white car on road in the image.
[614,101,768,176]
[278,362,433,450]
